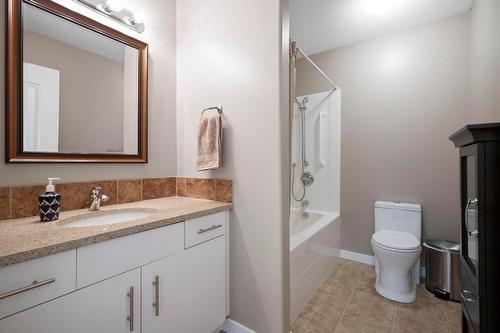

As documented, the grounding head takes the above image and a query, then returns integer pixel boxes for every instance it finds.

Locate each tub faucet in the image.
[301,200,309,208]
[89,187,109,211]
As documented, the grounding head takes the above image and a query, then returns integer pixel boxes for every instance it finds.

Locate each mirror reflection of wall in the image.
[22,2,139,155]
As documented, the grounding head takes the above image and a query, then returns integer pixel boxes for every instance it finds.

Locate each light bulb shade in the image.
[110,8,133,20]
[76,0,145,33]
[106,0,124,12]
[80,0,107,6]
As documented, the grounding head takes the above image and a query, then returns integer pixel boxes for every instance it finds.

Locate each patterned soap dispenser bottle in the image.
[38,178,61,222]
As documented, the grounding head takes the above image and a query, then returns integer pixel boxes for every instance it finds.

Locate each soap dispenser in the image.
[38,178,61,222]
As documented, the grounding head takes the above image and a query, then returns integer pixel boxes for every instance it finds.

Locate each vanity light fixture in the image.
[76,0,145,33]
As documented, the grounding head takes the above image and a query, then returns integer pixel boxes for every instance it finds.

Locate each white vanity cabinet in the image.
[0,250,76,320]
[142,236,226,333]
[0,211,229,333]
[0,268,141,333]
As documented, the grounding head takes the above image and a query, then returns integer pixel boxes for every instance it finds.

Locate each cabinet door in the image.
[0,268,141,333]
[460,144,483,288]
[142,236,226,333]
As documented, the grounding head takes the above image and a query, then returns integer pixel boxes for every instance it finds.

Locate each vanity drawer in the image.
[77,223,184,288]
[461,268,480,333]
[0,250,76,319]
[185,212,226,248]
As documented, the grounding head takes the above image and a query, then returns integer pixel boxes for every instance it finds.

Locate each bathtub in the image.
[290,208,341,322]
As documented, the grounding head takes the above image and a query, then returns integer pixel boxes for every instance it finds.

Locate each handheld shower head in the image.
[294,97,309,111]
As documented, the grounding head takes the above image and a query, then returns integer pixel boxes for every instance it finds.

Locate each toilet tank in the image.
[374,201,422,240]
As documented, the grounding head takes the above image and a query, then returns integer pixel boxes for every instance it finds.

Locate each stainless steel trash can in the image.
[423,240,460,301]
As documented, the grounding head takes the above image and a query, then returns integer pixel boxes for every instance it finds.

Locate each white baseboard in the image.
[218,319,256,333]
[340,249,375,266]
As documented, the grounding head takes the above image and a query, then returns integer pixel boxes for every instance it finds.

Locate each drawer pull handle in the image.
[465,198,479,237]
[0,277,56,300]
[460,290,476,303]
[198,224,223,234]
[153,275,160,316]
[127,286,134,331]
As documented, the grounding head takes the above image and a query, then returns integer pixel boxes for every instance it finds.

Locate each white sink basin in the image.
[62,209,156,228]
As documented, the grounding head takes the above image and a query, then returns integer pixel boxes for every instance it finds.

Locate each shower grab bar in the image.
[319,112,326,167]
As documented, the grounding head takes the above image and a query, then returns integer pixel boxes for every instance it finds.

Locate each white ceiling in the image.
[290,0,474,55]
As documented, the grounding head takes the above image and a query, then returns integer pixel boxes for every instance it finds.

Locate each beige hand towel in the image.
[197,114,223,171]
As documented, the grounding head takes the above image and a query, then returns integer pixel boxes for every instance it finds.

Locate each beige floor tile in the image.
[416,285,446,304]
[309,285,352,316]
[334,312,393,333]
[334,289,395,333]
[292,306,340,333]
[292,259,460,333]
[338,259,366,270]
[392,306,451,333]
[448,324,462,333]
[323,260,365,290]
[395,295,447,323]
[444,301,462,324]
[359,265,376,281]
[444,301,462,333]
[354,265,376,291]
[348,289,395,319]
[290,323,314,333]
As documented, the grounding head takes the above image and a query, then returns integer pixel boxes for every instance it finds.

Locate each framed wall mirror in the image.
[6,0,148,163]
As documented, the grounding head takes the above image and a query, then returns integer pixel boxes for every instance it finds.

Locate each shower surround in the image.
[290,90,341,322]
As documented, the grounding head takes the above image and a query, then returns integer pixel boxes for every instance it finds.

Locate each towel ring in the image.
[202,105,223,116]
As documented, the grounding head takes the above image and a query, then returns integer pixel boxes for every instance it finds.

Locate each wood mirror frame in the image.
[6,0,148,163]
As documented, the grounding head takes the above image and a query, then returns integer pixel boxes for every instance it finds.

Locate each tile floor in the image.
[292,259,461,333]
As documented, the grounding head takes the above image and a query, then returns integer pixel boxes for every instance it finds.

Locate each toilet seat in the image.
[371,229,420,253]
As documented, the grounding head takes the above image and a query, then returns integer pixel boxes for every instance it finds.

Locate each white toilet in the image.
[371,201,422,303]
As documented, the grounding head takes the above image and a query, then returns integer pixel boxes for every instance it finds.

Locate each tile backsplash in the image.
[0,177,232,221]
[0,187,11,220]
[143,178,177,200]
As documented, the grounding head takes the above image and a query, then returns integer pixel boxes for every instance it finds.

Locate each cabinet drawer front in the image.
[77,223,184,288]
[461,268,479,333]
[0,268,141,333]
[185,212,226,248]
[0,250,76,319]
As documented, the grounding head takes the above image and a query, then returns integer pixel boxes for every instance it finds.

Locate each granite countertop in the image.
[0,196,232,268]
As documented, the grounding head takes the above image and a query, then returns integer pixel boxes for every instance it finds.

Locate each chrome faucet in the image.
[89,187,109,211]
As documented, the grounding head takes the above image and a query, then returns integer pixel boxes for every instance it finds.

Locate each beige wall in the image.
[467,0,500,123]
[0,0,177,185]
[177,0,289,331]
[24,31,125,154]
[296,14,469,254]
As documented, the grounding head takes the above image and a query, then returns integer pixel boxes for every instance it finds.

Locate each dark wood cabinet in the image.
[450,123,500,333]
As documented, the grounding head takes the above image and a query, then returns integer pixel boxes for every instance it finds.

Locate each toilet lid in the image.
[372,230,420,251]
